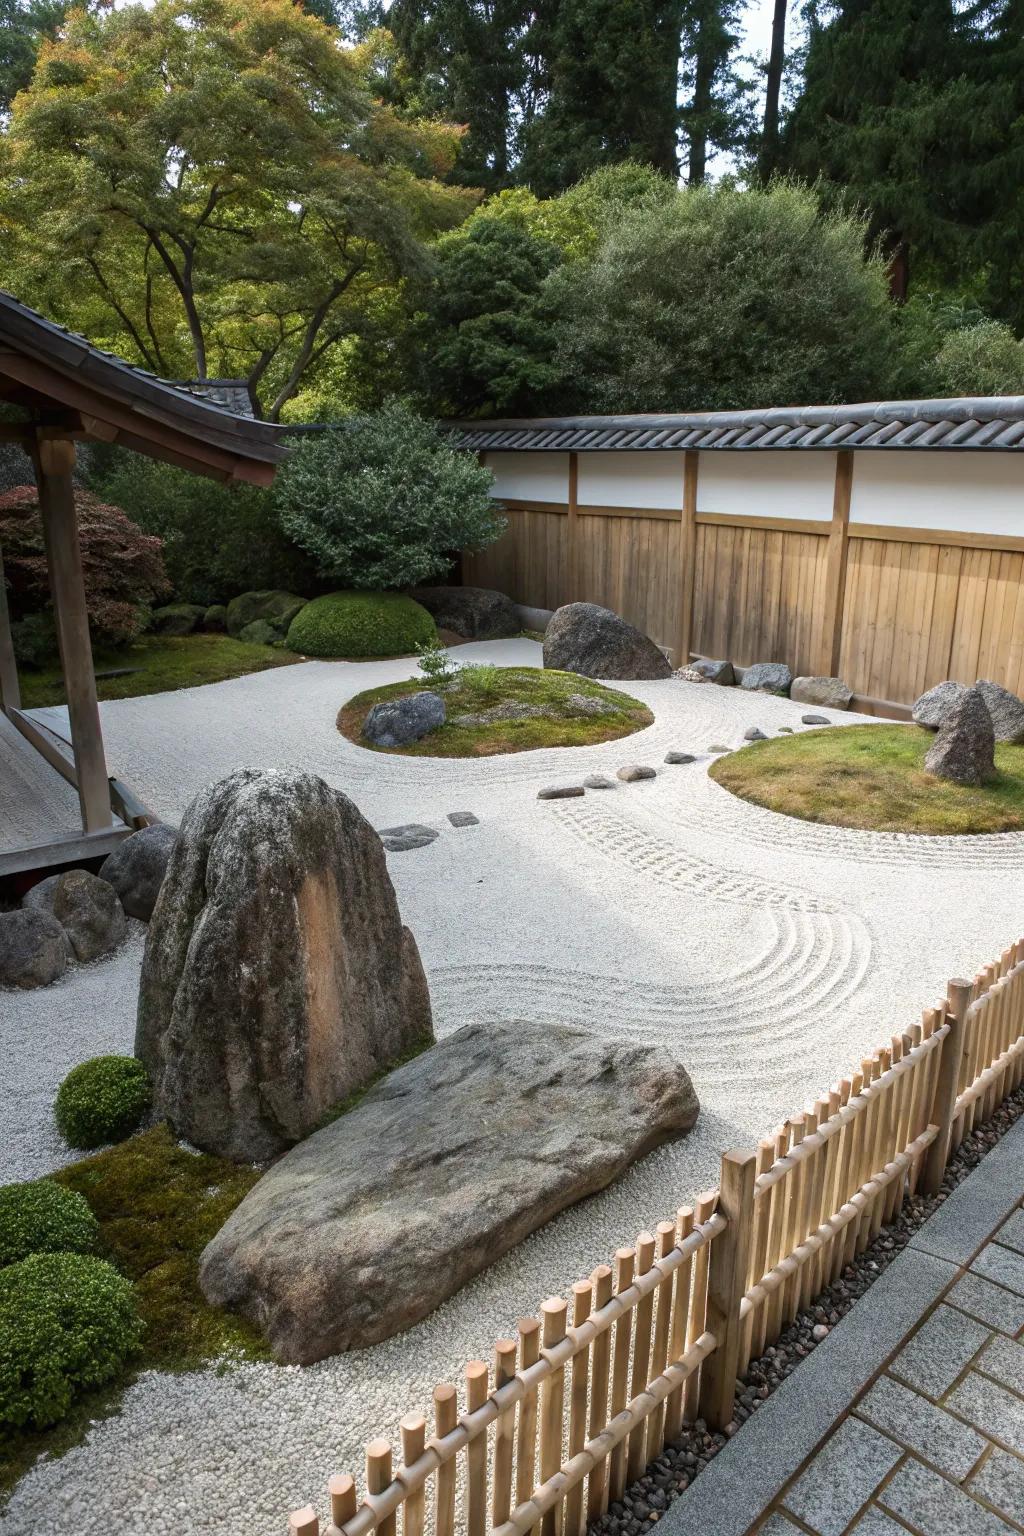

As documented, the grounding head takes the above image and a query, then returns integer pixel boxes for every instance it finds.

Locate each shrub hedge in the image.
[286,591,437,658]
[0,1180,98,1269]
[0,1252,142,1432]
[55,1057,152,1151]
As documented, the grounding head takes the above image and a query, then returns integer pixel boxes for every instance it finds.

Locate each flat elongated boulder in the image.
[199,1022,699,1362]
[912,680,968,729]
[136,769,433,1162]
[790,675,853,710]
[543,603,672,680]
[24,869,125,963]
[412,586,519,641]
[924,686,994,785]
[974,678,1024,744]
[740,661,792,696]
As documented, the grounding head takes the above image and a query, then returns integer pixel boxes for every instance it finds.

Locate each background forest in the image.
[0,0,1022,427]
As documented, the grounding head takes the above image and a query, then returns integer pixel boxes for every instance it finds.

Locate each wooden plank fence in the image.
[289,938,1024,1536]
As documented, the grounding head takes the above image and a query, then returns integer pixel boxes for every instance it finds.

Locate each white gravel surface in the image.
[2,639,1022,1534]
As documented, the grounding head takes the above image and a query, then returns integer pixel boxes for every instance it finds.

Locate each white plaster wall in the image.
[576,452,685,509]
[849,452,1024,537]
[487,452,570,502]
[696,451,837,521]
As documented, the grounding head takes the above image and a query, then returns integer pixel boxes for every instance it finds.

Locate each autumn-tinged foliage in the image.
[0,485,168,647]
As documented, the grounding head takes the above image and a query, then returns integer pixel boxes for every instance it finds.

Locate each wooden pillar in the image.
[33,435,112,833]
[567,451,579,602]
[0,541,21,711]
[678,450,699,668]
[819,449,853,677]
[699,1149,756,1431]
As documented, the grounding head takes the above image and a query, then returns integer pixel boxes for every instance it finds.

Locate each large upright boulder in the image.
[412,586,519,641]
[200,1021,699,1362]
[543,603,672,680]
[136,769,433,1162]
[924,687,995,785]
[974,679,1024,744]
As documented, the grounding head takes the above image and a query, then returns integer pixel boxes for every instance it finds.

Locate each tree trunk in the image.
[686,6,716,184]
[886,239,910,304]
[758,0,787,181]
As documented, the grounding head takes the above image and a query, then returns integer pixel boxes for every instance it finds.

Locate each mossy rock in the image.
[151,603,204,637]
[287,591,437,659]
[237,619,279,646]
[225,590,306,639]
[202,604,227,632]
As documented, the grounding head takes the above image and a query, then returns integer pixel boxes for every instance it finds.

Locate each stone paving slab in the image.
[887,1303,991,1400]
[973,1241,1024,1297]
[947,1370,1024,1456]
[877,1455,1017,1536]
[782,1418,902,1536]
[847,1512,907,1535]
[946,1269,1024,1334]
[997,1208,1024,1256]
[854,1373,987,1480]
[977,1333,1024,1394]
[909,1118,1024,1268]
[969,1447,1024,1526]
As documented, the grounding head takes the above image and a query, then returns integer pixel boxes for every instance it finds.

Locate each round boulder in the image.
[98,823,178,921]
[740,661,793,696]
[203,604,227,632]
[0,908,70,989]
[23,869,126,963]
[912,680,968,730]
[225,590,306,640]
[363,691,446,748]
[151,603,204,637]
[543,603,672,681]
[412,586,519,641]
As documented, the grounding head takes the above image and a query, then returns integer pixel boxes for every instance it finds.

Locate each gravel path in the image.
[2,640,1021,1534]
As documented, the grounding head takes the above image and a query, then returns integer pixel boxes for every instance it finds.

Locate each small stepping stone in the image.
[664,752,696,765]
[777,726,794,734]
[708,743,732,753]
[378,824,439,851]
[538,785,585,800]
[584,775,616,789]
[801,714,831,726]
[617,765,656,782]
[744,727,768,741]
[447,811,479,827]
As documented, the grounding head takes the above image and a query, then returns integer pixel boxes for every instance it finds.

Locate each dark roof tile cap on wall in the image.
[447,398,1024,452]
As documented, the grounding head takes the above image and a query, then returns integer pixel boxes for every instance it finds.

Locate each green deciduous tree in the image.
[0,0,66,113]
[935,320,1024,397]
[0,0,472,418]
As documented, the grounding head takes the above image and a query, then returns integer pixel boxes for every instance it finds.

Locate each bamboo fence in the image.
[289,939,1024,1536]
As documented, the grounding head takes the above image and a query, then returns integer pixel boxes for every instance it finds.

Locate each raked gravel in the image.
[2,638,1023,1535]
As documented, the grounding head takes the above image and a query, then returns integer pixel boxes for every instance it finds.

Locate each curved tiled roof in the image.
[448,398,1024,452]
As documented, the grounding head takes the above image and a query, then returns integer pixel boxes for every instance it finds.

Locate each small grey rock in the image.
[664,752,696,765]
[778,726,794,734]
[363,691,446,748]
[538,785,585,800]
[740,661,793,696]
[617,765,656,782]
[690,658,735,685]
[24,868,126,963]
[447,811,479,827]
[378,824,440,850]
[801,714,831,726]
[924,686,995,785]
[99,823,178,921]
[708,743,732,753]
[0,908,70,989]
[975,678,1024,743]
[672,666,708,684]
[790,675,853,710]
[743,727,768,741]
[912,679,969,729]
[583,775,616,789]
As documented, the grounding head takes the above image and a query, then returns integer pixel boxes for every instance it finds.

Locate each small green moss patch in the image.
[339,666,653,757]
[711,723,1024,834]
[18,633,299,708]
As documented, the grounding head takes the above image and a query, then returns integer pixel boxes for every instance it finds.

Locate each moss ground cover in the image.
[711,723,1024,834]
[338,666,653,756]
[18,633,299,708]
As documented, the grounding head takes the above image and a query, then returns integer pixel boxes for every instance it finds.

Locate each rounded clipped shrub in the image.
[55,1056,152,1151]
[0,1252,142,1431]
[0,1179,98,1268]
[286,591,437,659]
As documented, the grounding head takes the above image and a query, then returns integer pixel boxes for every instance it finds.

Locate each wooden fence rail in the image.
[289,937,1024,1536]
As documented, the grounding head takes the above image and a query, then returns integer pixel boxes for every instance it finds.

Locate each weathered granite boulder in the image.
[690,658,735,685]
[740,662,793,696]
[225,590,306,639]
[363,691,446,747]
[924,687,995,785]
[99,824,178,921]
[912,680,968,730]
[412,586,519,641]
[0,909,70,988]
[199,1021,699,1362]
[790,676,853,710]
[24,870,126,963]
[544,603,672,681]
[974,679,1024,744]
[136,769,433,1162]
[151,603,204,637]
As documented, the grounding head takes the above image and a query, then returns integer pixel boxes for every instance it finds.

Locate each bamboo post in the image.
[434,1385,458,1536]
[289,1507,319,1536]
[663,1207,695,1443]
[646,1221,676,1461]
[539,1298,568,1536]
[921,979,972,1195]
[699,1151,757,1432]
[607,1248,635,1502]
[516,1318,541,1512]
[684,1192,718,1423]
[492,1340,518,1528]
[330,1476,357,1530]
[564,1280,592,1536]
[367,1441,396,1536]
[586,1265,614,1520]
[626,1232,657,1482]
[466,1361,489,1536]
[400,1419,426,1536]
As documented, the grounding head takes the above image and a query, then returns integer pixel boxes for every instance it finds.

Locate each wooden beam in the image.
[819,449,853,676]
[678,450,699,668]
[0,542,21,711]
[6,706,77,785]
[847,521,1024,553]
[0,825,131,880]
[696,510,831,537]
[33,435,112,834]
[567,451,579,600]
